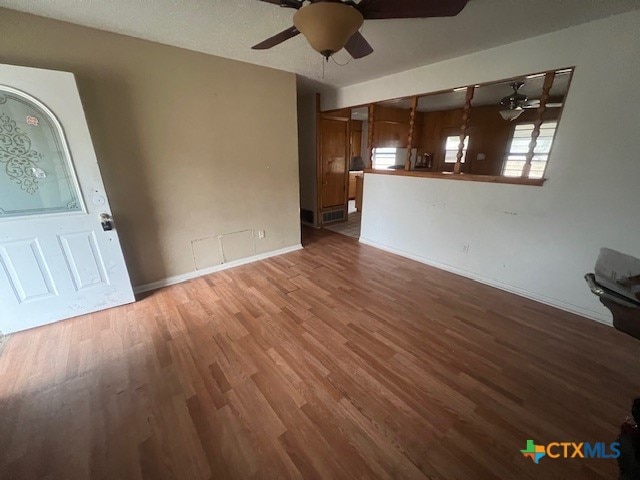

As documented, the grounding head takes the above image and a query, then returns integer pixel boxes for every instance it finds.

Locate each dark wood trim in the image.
[375,120,406,126]
[364,168,546,186]
[343,117,352,221]
[366,104,376,169]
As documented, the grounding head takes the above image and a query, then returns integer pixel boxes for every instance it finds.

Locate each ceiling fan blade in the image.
[258,0,302,9]
[252,26,300,50]
[357,0,468,20]
[344,31,374,59]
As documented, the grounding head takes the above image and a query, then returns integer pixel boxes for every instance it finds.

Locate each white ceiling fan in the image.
[499,82,563,121]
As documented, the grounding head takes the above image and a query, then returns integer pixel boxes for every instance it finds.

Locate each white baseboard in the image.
[134,244,303,294]
[359,237,612,326]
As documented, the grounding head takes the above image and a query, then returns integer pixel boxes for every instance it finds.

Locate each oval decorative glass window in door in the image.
[0,86,82,218]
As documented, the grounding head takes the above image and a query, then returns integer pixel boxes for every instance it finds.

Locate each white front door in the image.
[0,64,134,334]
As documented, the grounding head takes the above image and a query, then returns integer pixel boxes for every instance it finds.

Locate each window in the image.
[372,147,397,170]
[503,122,557,179]
[0,87,82,218]
[444,136,468,163]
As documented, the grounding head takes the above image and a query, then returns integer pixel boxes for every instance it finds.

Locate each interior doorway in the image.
[319,106,368,239]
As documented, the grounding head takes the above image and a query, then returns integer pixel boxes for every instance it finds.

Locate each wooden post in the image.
[455,86,475,174]
[366,103,376,169]
[522,71,555,178]
[405,96,418,171]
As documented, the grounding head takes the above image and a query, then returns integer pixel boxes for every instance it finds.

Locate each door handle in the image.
[100,213,115,231]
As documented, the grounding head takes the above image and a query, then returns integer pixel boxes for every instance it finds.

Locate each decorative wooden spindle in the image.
[522,71,555,178]
[405,96,419,171]
[366,103,376,169]
[455,86,475,174]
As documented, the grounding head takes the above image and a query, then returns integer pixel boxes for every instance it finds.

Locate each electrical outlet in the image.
[462,244,470,254]
[257,230,265,240]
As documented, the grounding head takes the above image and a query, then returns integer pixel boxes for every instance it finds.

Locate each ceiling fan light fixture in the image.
[499,82,528,121]
[293,2,364,59]
[500,108,525,121]
[500,82,528,108]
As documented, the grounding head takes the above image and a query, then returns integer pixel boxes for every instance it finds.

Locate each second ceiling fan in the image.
[253,0,469,60]
[499,82,564,121]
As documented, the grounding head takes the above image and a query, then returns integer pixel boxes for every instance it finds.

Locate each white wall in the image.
[328,9,640,324]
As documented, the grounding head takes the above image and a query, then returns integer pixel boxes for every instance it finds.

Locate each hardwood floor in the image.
[0,227,638,479]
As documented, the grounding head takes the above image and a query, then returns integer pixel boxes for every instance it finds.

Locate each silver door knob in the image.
[100,213,115,231]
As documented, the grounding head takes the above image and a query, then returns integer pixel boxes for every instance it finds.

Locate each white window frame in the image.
[444,136,469,164]
[372,147,398,170]
[503,122,558,179]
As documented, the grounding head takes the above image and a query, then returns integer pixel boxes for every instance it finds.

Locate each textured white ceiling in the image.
[0,0,638,88]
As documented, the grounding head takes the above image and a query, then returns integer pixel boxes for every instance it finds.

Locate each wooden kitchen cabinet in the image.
[348,171,360,200]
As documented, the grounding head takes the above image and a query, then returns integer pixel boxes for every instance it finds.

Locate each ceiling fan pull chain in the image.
[332,55,351,67]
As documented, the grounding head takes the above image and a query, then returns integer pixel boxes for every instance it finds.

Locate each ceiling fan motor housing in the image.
[293,2,364,58]
[500,81,528,109]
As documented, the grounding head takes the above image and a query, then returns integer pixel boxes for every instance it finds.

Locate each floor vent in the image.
[322,209,345,224]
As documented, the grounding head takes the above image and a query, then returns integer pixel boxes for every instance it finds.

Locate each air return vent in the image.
[322,209,345,224]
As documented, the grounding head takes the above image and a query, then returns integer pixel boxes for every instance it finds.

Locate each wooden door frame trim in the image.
[316,94,351,225]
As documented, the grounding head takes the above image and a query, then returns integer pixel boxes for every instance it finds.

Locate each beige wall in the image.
[0,8,301,287]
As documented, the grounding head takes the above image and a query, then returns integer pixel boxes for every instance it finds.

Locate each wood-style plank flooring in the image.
[0,227,638,479]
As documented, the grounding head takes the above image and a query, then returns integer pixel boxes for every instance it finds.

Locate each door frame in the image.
[315,95,351,226]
